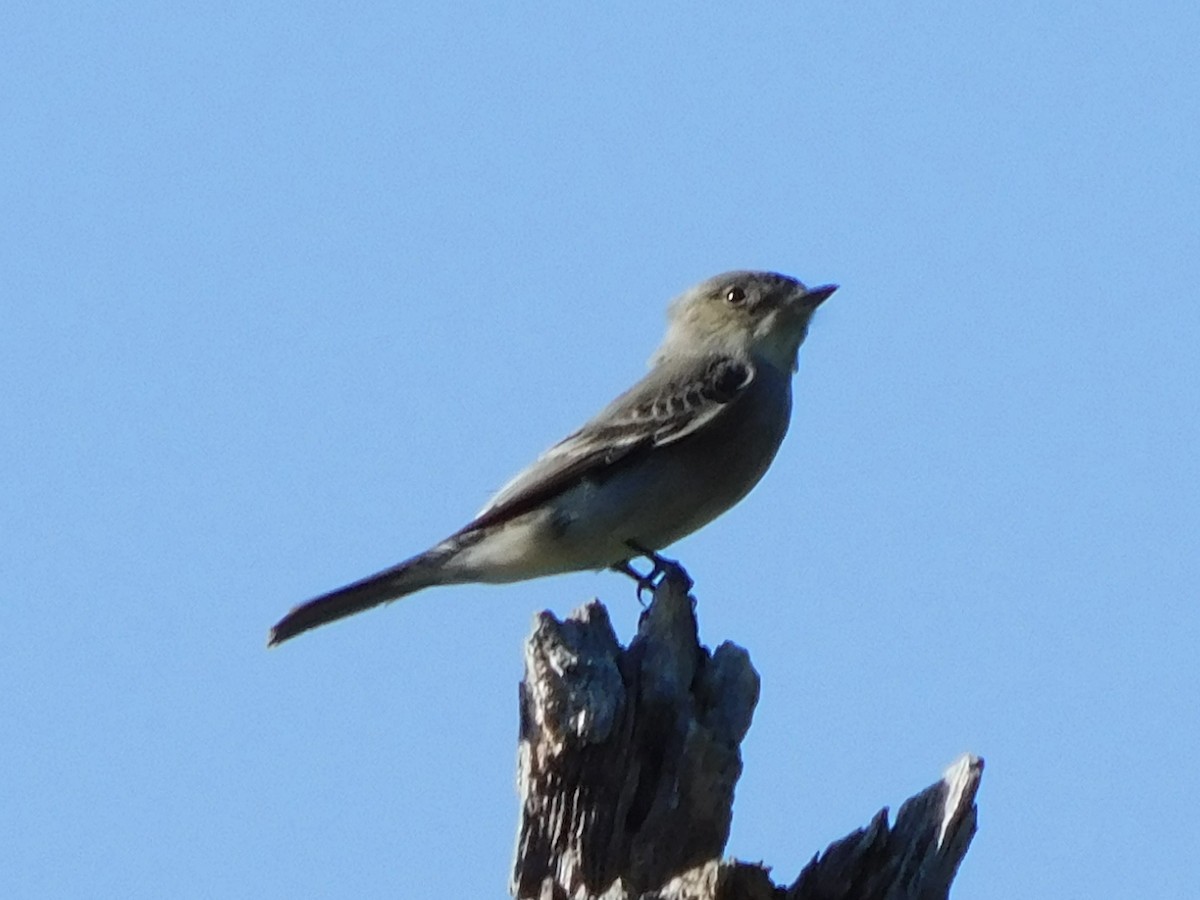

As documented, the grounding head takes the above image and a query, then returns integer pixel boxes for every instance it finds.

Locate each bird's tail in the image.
[267,548,452,646]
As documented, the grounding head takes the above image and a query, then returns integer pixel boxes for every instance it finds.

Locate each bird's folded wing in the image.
[460,355,754,534]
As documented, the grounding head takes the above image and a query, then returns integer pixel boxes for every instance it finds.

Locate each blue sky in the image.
[3,3,1198,897]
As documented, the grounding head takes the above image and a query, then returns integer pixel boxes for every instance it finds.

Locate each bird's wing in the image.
[461,355,754,533]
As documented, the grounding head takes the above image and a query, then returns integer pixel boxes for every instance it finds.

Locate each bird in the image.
[268,270,836,645]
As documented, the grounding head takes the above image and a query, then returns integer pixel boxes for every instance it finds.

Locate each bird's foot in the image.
[611,542,691,603]
[610,560,658,604]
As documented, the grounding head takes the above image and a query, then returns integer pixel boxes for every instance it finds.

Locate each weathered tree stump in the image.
[511,566,982,900]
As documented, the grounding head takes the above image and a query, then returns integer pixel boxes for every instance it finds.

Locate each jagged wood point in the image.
[511,566,982,900]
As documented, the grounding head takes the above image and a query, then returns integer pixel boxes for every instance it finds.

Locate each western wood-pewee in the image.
[269,270,835,645]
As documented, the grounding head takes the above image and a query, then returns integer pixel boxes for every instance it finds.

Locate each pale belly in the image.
[451,368,794,581]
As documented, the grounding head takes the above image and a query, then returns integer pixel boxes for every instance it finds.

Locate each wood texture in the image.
[511,565,982,900]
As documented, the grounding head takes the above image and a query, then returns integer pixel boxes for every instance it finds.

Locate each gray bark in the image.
[511,565,982,900]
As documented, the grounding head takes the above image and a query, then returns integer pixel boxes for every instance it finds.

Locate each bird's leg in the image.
[611,541,690,603]
[610,560,658,604]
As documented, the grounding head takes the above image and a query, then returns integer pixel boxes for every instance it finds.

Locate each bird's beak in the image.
[799,284,838,310]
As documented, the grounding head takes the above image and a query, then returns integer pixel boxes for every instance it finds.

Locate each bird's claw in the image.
[611,542,688,604]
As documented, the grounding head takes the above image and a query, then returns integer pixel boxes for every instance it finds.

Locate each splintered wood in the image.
[511,568,981,900]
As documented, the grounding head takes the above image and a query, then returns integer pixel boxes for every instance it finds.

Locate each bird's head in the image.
[656,271,837,372]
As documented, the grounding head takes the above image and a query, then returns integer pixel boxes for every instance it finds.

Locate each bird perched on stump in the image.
[269,270,836,646]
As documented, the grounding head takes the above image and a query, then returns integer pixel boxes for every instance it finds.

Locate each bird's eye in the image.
[725,286,747,306]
